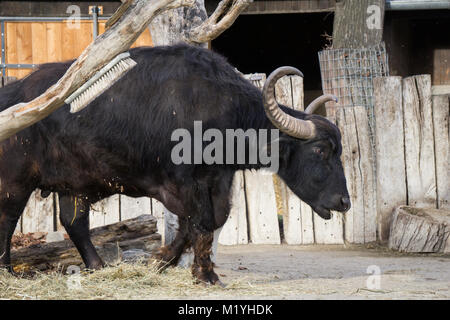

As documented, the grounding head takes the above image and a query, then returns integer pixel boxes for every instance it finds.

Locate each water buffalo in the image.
[0,44,350,284]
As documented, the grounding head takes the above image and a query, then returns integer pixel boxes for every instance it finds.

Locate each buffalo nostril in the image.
[341,197,351,211]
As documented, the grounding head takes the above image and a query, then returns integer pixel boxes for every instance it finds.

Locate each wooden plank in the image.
[284,186,301,244]
[218,171,248,245]
[374,76,407,242]
[89,195,120,229]
[61,21,76,61]
[336,106,376,243]
[354,107,377,242]
[151,198,166,243]
[300,201,315,244]
[46,22,63,63]
[402,75,437,208]
[31,22,48,64]
[16,22,33,78]
[120,196,151,221]
[291,76,304,110]
[244,169,281,244]
[132,28,153,47]
[103,195,121,226]
[5,22,18,78]
[313,213,344,244]
[275,75,299,244]
[74,21,93,59]
[432,94,450,209]
[337,108,358,243]
[22,189,54,233]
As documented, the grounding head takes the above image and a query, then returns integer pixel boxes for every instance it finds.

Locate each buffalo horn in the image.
[304,94,338,114]
[262,66,316,139]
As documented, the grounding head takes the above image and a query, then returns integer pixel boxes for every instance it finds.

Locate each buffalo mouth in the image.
[313,206,332,220]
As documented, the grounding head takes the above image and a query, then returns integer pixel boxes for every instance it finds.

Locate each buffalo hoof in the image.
[151,247,178,271]
[192,267,224,287]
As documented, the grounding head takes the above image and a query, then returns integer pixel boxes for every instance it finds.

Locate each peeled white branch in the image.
[187,0,252,44]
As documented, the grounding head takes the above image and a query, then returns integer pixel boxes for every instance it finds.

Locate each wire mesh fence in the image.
[318,43,389,158]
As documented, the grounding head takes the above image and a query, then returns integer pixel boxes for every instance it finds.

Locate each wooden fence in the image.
[374,75,449,240]
[1,25,448,246]
[1,20,152,78]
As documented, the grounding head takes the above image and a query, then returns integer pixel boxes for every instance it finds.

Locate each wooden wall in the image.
[2,20,152,78]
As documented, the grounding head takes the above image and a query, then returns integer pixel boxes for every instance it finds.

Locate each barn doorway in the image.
[211,12,334,109]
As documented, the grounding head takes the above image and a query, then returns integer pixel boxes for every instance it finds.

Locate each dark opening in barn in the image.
[211,12,334,110]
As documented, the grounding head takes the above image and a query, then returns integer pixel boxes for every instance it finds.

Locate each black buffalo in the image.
[0,44,350,284]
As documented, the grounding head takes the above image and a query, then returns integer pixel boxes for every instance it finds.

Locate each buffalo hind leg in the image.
[153,216,190,270]
[0,191,30,272]
[59,195,104,270]
[190,227,222,286]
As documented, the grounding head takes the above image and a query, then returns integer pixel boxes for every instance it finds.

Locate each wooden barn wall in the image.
[2,20,152,78]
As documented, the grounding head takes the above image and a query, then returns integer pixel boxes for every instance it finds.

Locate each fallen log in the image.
[389,206,450,253]
[11,215,161,273]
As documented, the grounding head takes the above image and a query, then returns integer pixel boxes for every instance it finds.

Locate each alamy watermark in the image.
[366,5,382,30]
[366,265,381,290]
[66,265,82,290]
[171,121,280,173]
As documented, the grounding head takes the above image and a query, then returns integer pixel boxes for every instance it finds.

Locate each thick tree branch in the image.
[187,0,252,44]
[0,0,194,142]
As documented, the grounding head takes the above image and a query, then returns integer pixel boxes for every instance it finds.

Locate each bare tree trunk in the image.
[149,0,208,47]
[332,0,385,49]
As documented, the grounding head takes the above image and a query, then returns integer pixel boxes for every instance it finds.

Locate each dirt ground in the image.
[2,244,449,300]
[212,244,450,299]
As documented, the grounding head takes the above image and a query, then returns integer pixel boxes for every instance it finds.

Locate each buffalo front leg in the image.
[0,192,30,272]
[59,195,104,270]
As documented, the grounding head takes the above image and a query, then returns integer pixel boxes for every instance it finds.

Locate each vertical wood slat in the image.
[275,75,301,244]
[4,21,153,80]
[274,75,310,244]
[402,75,437,208]
[16,22,32,78]
[336,106,376,243]
[151,198,166,243]
[89,195,120,229]
[218,171,248,245]
[245,169,281,244]
[120,196,151,221]
[5,22,17,78]
[244,73,280,244]
[432,94,450,209]
[31,22,48,64]
[46,22,62,63]
[374,76,407,241]
[21,189,54,233]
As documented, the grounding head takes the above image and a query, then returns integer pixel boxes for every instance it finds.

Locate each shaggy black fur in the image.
[0,44,349,282]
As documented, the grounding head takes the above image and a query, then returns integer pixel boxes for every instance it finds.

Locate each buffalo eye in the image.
[312,146,325,158]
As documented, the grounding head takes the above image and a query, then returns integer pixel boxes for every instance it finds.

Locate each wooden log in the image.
[336,106,376,243]
[11,215,161,272]
[402,75,437,208]
[432,95,449,209]
[389,206,450,253]
[374,76,407,242]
